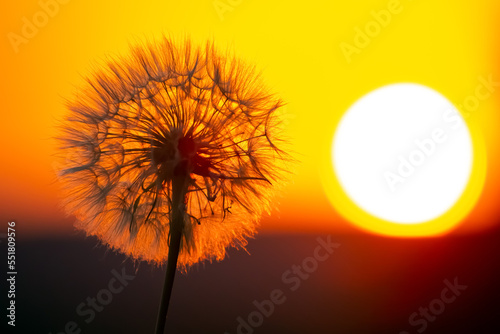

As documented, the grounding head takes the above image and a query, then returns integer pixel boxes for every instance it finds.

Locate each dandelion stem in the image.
[154,167,189,334]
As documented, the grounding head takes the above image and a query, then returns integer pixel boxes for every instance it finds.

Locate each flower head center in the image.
[177,135,213,178]
[177,136,196,159]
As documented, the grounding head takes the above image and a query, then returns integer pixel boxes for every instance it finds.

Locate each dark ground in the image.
[2,227,500,334]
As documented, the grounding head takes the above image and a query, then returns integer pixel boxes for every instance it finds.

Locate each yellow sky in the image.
[1,0,499,235]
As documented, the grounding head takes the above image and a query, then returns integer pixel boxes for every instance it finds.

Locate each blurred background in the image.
[1,0,500,333]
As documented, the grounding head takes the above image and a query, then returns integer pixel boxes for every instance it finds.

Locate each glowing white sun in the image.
[332,83,473,224]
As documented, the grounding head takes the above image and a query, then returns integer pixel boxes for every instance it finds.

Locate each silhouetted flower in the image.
[57,37,289,269]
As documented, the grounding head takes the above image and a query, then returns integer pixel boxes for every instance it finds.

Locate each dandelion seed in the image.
[56,36,290,333]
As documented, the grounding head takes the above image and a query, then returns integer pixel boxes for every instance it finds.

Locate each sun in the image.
[323,83,487,237]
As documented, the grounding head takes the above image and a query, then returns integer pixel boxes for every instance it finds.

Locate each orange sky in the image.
[1,0,500,237]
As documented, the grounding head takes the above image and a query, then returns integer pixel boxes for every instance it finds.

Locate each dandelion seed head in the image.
[57,37,289,270]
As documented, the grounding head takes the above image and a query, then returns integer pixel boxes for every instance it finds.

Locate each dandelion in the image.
[56,36,289,333]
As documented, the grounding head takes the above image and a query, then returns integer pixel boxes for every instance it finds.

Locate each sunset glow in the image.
[1,0,499,237]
